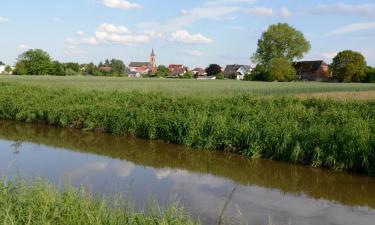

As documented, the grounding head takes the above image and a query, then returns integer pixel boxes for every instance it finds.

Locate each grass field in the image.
[2,75,375,97]
[1,76,375,175]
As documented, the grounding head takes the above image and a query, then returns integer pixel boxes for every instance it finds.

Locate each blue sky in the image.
[1,0,375,67]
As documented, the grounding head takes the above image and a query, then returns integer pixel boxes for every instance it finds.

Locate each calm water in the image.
[0,120,374,225]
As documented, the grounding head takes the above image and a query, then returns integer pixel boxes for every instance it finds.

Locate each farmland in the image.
[0,76,375,175]
[2,75,375,97]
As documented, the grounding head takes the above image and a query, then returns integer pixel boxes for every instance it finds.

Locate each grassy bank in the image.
[0,81,374,175]
[0,178,199,225]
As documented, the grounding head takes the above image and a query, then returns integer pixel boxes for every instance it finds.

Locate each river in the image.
[0,120,374,225]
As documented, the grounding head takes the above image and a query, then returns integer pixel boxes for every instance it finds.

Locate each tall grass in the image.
[0,178,200,225]
[0,82,374,175]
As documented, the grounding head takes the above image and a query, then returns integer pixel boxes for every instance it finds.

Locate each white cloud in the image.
[320,51,338,59]
[204,0,256,6]
[170,30,213,44]
[280,7,292,18]
[312,3,375,17]
[0,16,9,22]
[184,49,204,56]
[18,44,29,50]
[76,31,85,36]
[67,23,150,46]
[101,0,142,10]
[64,49,87,56]
[244,7,274,16]
[330,22,375,35]
[97,23,131,34]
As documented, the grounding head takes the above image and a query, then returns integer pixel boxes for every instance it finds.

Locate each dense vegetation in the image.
[0,178,199,225]
[0,81,374,175]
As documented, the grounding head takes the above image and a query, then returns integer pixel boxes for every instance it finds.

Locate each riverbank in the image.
[0,178,199,225]
[0,81,374,175]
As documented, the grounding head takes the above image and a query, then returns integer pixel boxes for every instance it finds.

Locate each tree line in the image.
[10,49,127,76]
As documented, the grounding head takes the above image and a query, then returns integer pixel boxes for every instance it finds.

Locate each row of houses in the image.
[123,49,331,81]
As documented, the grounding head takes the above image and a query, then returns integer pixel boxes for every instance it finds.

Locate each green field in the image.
[0,76,375,175]
[2,75,375,96]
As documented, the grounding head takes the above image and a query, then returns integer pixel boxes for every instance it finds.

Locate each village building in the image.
[168,64,188,78]
[128,49,157,77]
[223,64,252,80]
[293,60,331,82]
[191,67,207,76]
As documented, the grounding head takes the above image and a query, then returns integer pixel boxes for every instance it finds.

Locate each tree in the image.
[267,57,297,82]
[206,64,222,76]
[4,65,12,74]
[14,49,52,75]
[216,72,225,80]
[155,65,170,78]
[64,62,80,75]
[246,64,270,81]
[110,59,126,76]
[331,50,367,82]
[50,61,66,76]
[180,71,194,79]
[253,23,311,66]
[365,66,375,83]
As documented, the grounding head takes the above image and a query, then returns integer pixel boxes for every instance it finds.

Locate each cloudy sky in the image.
[1,0,375,67]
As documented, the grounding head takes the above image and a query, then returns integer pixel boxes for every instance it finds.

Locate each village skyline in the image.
[1,0,375,67]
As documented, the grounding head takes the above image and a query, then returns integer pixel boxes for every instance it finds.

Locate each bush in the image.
[216,73,224,80]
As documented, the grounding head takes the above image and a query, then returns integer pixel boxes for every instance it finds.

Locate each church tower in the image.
[150,49,156,69]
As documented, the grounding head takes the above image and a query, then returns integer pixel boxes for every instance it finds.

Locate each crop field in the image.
[2,75,375,97]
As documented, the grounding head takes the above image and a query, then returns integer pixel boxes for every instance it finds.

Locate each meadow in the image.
[0,76,375,175]
[2,75,375,97]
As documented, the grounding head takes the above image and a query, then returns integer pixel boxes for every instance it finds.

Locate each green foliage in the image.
[205,64,222,76]
[332,50,367,82]
[4,65,12,74]
[14,49,52,75]
[155,65,171,78]
[267,57,297,82]
[0,178,200,225]
[0,81,375,175]
[253,23,311,65]
[365,66,375,83]
[228,73,238,80]
[180,71,194,79]
[216,72,225,80]
[50,61,66,76]
[64,62,81,75]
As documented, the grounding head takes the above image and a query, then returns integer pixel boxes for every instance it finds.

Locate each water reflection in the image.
[0,120,374,225]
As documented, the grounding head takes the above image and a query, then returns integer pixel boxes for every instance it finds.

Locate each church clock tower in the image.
[150,49,156,69]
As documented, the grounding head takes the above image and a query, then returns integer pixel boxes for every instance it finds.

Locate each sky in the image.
[0,0,375,67]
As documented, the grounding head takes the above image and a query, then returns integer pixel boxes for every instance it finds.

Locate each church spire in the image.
[150,48,157,69]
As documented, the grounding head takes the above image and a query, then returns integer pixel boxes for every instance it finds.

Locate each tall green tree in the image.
[331,50,367,82]
[253,23,311,66]
[267,57,297,82]
[110,59,126,76]
[155,65,170,78]
[14,49,52,75]
[205,64,222,76]
[50,61,66,76]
